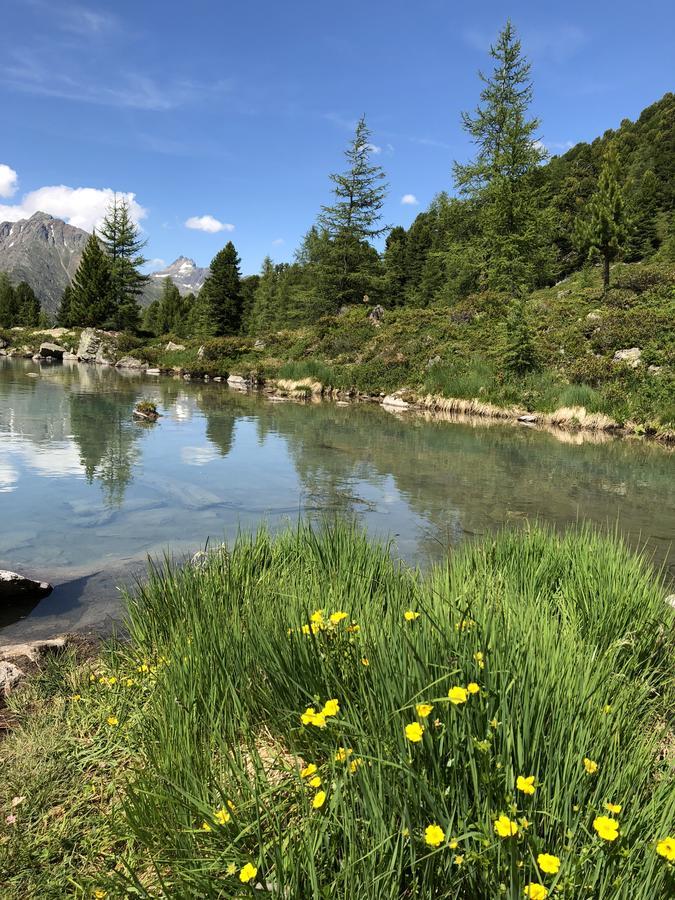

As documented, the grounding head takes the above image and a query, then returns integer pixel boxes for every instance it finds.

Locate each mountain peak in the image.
[27,211,56,222]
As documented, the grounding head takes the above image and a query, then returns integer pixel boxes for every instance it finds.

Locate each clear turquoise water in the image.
[1,356,673,640]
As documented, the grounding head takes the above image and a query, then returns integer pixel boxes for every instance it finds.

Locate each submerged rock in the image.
[116,356,146,370]
[37,342,66,359]
[0,570,53,604]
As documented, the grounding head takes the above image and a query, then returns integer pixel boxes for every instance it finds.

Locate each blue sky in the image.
[1,0,673,275]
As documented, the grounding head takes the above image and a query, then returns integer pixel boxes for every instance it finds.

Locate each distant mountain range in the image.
[0,212,207,315]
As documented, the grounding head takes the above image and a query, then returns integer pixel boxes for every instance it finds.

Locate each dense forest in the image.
[1,23,673,341]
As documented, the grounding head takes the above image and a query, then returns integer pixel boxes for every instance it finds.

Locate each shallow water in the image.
[0,356,673,641]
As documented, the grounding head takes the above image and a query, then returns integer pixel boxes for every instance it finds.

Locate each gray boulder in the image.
[368,305,386,326]
[227,374,248,387]
[37,342,67,359]
[116,356,146,370]
[0,661,25,697]
[0,570,53,603]
[253,339,266,351]
[77,328,102,362]
[165,341,185,352]
[612,347,642,368]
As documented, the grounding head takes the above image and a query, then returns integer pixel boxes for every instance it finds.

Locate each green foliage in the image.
[503,299,537,375]
[15,282,40,326]
[98,195,148,329]
[142,278,190,336]
[0,272,19,327]
[194,242,243,337]
[68,232,116,327]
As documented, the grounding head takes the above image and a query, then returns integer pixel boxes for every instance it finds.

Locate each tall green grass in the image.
[104,523,675,899]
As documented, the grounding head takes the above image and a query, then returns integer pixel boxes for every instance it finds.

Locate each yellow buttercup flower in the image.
[312,790,326,809]
[516,775,536,795]
[404,610,420,621]
[467,682,480,695]
[453,854,464,865]
[310,610,324,625]
[346,622,360,633]
[449,838,459,849]
[416,703,433,718]
[93,891,107,899]
[656,836,675,861]
[593,815,619,841]
[448,686,468,705]
[70,694,82,701]
[494,815,518,838]
[301,763,317,778]
[201,821,212,832]
[405,721,424,743]
[322,698,340,717]
[604,802,622,814]
[300,707,316,725]
[329,611,348,624]
[474,651,485,669]
[308,775,322,788]
[106,716,119,727]
[239,863,257,883]
[424,824,445,847]
[301,707,328,727]
[583,757,598,775]
[524,884,548,900]
[335,747,353,762]
[537,853,560,874]
[226,863,237,875]
[361,657,369,666]
[214,807,231,825]
[349,758,363,774]
[603,704,612,714]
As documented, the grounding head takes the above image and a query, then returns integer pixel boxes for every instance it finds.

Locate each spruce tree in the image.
[454,21,552,295]
[195,242,243,336]
[98,195,148,330]
[317,116,388,307]
[250,257,279,333]
[503,299,537,375]
[68,232,115,327]
[57,285,74,327]
[383,227,408,306]
[0,273,18,327]
[576,144,627,291]
[16,282,40,326]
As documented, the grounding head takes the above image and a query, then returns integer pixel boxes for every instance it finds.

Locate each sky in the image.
[1,0,673,275]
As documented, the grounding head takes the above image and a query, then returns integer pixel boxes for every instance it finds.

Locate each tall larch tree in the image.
[454,21,552,295]
[98,195,148,330]
[317,115,388,307]
[195,242,243,336]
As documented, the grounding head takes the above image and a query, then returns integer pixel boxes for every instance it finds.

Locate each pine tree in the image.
[15,282,40,326]
[0,273,18,327]
[195,242,243,336]
[68,232,115,327]
[57,285,74,327]
[317,116,388,307]
[626,169,660,260]
[454,21,552,295]
[383,227,408,306]
[98,195,148,330]
[576,145,627,291]
[250,257,279,333]
[503,298,537,375]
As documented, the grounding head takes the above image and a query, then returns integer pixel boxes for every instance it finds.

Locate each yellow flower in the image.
[335,747,353,762]
[89,674,96,682]
[349,758,363,774]
[201,821,212,832]
[489,717,500,729]
[106,716,119,727]
[308,775,322,788]
[404,610,420,621]
[405,721,424,743]
[467,682,480,695]
[604,802,622,814]
[474,651,485,669]
[516,775,536,795]
[137,663,149,673]
[239,862,257,883]
[312,790,326,809]
[70,694,82,701]
[603,704,612,714]
[214,807,231,825]
[300,706,316,725]
[108,676,117,685]
[310,712,327,727]
[583,757,598,775]
[524,884,548,900]
[449,839,459,849]
[656,836,675,861]
[519,817,530,830]
[537,853,560,875]
[94,891,107,899]
[593,815,619,841]
[301,763,318,778]
[226,863,237,875]
[227,800,236,811]
[322,698,340,717]
[453,854,464,865]
[416,703,433,718]
[125,678,135,687]
[346,622,360,633]
[494,815,518,838]
[361,657,369,666]
[424,824,445,848]
[310,610,324,625]
[330,611,348,624]
[455,617,475,632]
[448,686,468,705]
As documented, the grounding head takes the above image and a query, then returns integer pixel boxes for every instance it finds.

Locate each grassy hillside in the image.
[1,525,674,897]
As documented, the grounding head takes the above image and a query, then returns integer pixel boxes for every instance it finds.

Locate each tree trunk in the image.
[603,254,610,292]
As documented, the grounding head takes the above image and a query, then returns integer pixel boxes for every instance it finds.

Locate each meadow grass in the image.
[1,524,674,898]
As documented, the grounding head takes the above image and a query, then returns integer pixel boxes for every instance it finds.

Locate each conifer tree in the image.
[68,232,115,327]
[194,242,243,336]
[98,195,148,330]
[576,145,627,291]
[250,256,279,333]
[503,298,537,375]
[0,273,18,327]
[454,21,552,295]
[383,227,408,306]
[317,116,388,307]
[57,285,74,327]
[16,282,40,326]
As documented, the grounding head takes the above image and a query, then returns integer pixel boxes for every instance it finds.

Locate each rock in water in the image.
[37,342,66,359]
[116,356,147,369]
[0,570,53,603]
[76,328,102,362]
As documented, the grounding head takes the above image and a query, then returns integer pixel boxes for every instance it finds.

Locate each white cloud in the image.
[366,143,382,155]
[271,238,284,246]
[0,164,18,198]
[401,194,418,206]
[185,215,234,234]
[0,182,146,232]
